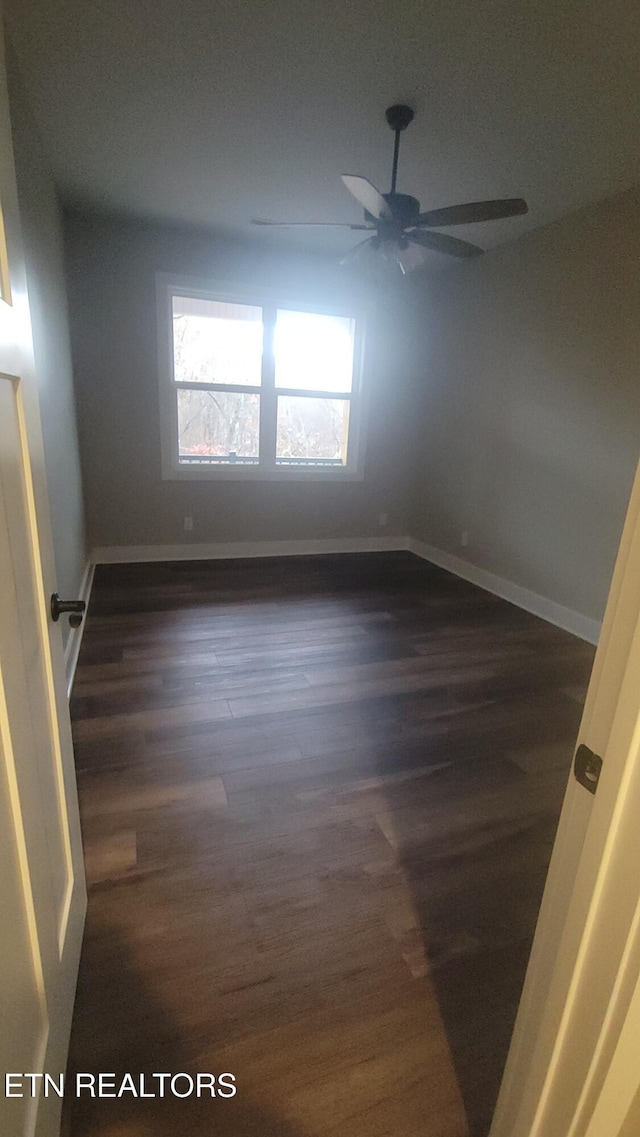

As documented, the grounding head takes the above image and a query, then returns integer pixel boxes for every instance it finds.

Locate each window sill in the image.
[161,464,365,483]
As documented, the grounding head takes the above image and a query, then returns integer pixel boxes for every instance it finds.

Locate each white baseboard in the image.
[91,535,409,564]
[64,561,95,698]
[89,535,600,645]
[407,537,601,645]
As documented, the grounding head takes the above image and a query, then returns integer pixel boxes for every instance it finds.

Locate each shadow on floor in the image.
[65,916,304,1137]
[375,679,586,1135]
[69,552,594,1137]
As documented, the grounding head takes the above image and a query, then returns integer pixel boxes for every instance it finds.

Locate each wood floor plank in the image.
[65,552,594,1137]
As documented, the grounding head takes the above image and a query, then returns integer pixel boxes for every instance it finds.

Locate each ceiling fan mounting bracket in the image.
[385,104,414,133]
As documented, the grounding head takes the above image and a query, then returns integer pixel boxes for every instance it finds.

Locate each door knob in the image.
[50,593,86,628]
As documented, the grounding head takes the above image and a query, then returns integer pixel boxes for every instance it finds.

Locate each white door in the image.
[491,454,640,1137]
[0,18,86,1137]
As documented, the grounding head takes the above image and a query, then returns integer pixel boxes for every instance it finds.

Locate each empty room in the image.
[2,2,640,1137]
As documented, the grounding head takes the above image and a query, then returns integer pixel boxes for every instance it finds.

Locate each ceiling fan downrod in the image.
[385,104,414,194]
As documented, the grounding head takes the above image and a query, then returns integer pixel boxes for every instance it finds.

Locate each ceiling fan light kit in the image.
[252,105,528,275]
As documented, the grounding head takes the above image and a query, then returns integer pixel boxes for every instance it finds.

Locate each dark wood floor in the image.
[66,552,594,1137]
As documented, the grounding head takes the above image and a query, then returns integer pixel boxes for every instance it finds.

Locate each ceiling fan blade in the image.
[339,236,378,266]
[415,198,528,228]
[341,175,391,220]
[252,218,373,229]
[409,229,483,258]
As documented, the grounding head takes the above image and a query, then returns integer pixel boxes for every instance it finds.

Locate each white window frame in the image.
[157,273,368,482]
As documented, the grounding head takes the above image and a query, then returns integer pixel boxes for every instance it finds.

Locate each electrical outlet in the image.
[184,516,194,532]
[378,512,388,527]
[460,530,469,548]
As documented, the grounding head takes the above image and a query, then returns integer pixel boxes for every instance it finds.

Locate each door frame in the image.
[490,456,640,1137]
[0,12,86,1136]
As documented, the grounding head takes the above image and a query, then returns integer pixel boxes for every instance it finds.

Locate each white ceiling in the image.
[6,0,640,258]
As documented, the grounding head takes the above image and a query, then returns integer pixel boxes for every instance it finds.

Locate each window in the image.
[158,277,365,481]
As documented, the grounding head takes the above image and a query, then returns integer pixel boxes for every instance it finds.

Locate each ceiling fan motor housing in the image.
[364,192,420,229]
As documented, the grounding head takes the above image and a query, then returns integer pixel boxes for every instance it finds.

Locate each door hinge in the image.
[574,744,603,795]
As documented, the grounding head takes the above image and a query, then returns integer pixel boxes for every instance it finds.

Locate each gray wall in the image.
[410,186,640,624]
[64,211,421,550]
[7,46,86,645]
[61,188,640,630]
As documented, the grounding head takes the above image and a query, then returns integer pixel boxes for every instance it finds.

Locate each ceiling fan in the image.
[253,105,528,274]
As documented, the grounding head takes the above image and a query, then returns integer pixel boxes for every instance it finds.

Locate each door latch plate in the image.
[574,744,602,795]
